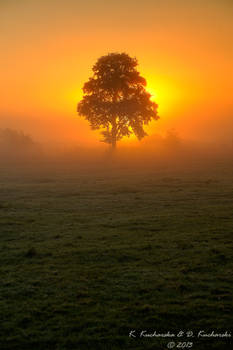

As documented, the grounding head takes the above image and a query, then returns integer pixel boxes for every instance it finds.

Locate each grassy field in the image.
[0,162,232,350]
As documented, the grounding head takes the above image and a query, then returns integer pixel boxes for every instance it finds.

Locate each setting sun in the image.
[146,78,181,115]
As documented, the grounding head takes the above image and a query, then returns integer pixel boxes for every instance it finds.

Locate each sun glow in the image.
[146,77,181,118]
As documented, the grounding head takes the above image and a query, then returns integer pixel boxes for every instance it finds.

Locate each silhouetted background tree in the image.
[77,53,159,149]
[0,128,40,161]
[0,128,35,150]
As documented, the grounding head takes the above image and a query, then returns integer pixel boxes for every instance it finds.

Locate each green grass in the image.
[0,164,232,349]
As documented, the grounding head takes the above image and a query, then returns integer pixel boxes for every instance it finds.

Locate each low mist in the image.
[1,127,232,178]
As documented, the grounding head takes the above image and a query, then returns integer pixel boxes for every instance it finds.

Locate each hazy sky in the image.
[1,0,233,147]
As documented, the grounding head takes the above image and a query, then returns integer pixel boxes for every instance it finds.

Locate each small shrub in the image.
[25,247,37,258]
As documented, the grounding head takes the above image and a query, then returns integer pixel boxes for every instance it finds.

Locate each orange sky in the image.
[1,0,233,148]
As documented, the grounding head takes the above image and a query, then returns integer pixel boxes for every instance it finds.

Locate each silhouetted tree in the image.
[0,128,40,161]
[77,53,159,149]
[0,128,35,149]
[164,129,182,148]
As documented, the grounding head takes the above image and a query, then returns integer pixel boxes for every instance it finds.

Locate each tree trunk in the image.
[111,117,117,149]
[112,138,116,149]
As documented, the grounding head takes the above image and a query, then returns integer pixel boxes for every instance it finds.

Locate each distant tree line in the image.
[0,128,35,149]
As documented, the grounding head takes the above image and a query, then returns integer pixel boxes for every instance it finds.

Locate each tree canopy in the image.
[77,52,159,148]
